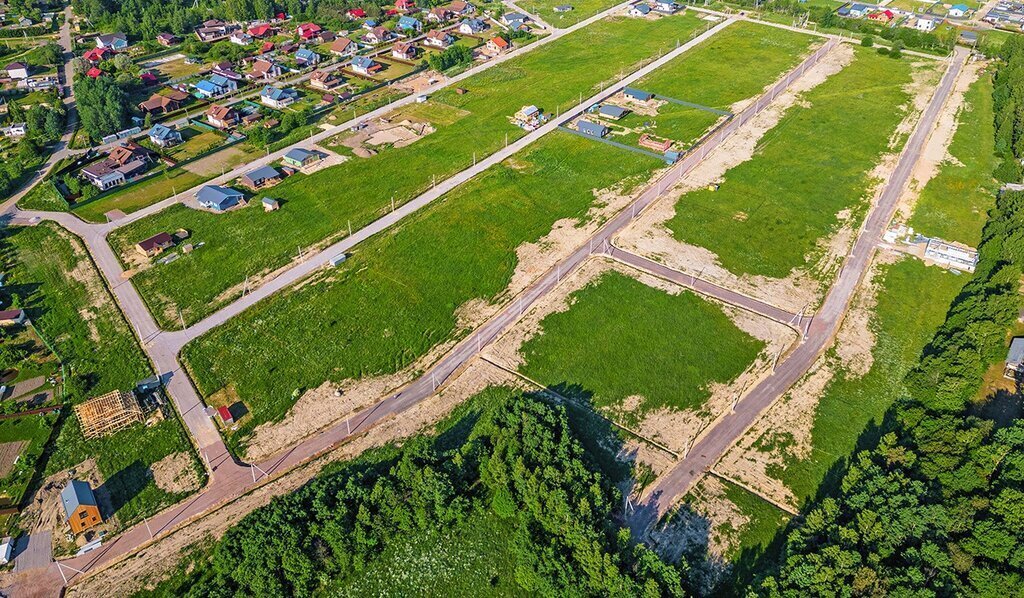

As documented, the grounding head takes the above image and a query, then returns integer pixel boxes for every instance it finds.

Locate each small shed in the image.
[61,480,103,534]
[217,405,234,424]
[263,197,281,211]
[0,309,26,326]
[577,120,608,138]
[624,87,653,102]
[0,537,11,565]
[136,375,161,394]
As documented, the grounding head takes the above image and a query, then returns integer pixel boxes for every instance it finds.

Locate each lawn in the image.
[666,49,922,280]
[519,270,763,422]
[517,0,621,27]
[766,258,966,503]
[2,223,203,527]
[624,20,819,146]
[0,413,58,508]
[181,131,663,456]
[164,128,228,161]
[908,70,997,246]
[111,12,708,329]
[155,57,203,79]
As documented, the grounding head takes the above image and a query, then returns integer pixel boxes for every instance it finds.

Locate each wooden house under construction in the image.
[75,390,144,439]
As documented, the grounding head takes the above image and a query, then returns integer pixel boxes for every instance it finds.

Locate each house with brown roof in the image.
[330,37,356,56]
[424,29,454,48]
[308,69,342,90]
[206,104,239,129]
[487,36,509,53]
[138,92,184,114]
[156,32,180,46]
[392,41,417,60]
[248,59,282,81]
[81,142,152,190]
[428,6,453,22]
[135,232,175,257]
[449,0,474,14]
[365,26,393,45]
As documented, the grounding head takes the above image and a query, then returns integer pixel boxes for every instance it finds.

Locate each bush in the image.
[861,35,874,47]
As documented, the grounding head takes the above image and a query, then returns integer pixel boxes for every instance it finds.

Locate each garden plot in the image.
[181,131,666,460]
[616,47,943,313]
[714,254,966,510]
[486,259,796,457]
[110,12,708,329]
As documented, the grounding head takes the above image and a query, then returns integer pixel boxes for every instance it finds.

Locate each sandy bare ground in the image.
[182,145,253,177]
[64,359,525,597]
[485,256,797,465]
[393,70,444,94]
[239,177,652,462]
[680,474,752,559]
[713,250,901,509]
[150,452,202,495]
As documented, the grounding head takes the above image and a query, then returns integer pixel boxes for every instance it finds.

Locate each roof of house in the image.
[351,55,376,69]
[249,24,273,36]
[0,309,24,321]
[504,11,527,20]
[599,105,628,118]
[427,29,451,40]
[261,86,298,101]
[296,48,318,60]
[250,59,278,75]
[285,147,314,161]
[577,120,606,135]
[310,70,337,82]
[490,36,509,48]
[263,197,280,205]
[451,0,471,10]
[137,232,173,251]
[97,32,127,44]
[398,15,421,26]
[298,22,322,33]
[348,8,367,17]
[217,405,232,421]
[1009,337,1024,365]
[156,32,178,40]
[394,41,415,53]
[139,72,158,83]
[209,74,232,86]
[206,104,235,120]
[195,79,219,93]
[86,67,102,78]
[5,62,26,70]
[196,185,243,206]
[331,37,353,52]
[61,480,98,520]
[82,48,111,61]
[850,3,868,10]
[632,3,651,13]
[243,165,281,183]
[462,17,486,29]
[148,123,178,140]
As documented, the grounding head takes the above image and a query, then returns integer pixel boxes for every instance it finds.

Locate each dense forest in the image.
[148,392,694,596]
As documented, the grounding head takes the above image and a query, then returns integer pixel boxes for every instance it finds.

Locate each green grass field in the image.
[2,223,203,527]
[182,131,663,456]
[767,258,966,503]
[0,413,58,508]
[908,71,997,246]
[626,20,818,146]
[517,0,621,27]
[110,13,708,329]
[667,48,921,280]
[519,270,763,421]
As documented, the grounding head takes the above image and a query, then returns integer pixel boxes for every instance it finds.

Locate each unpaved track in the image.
[626,46,968,536]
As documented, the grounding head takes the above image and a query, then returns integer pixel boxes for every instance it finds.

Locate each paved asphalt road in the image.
[604,247,803,327]
[626,45,969,536]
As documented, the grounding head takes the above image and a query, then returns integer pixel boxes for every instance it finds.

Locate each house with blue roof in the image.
[948,2,970,16]
[62,480,102,533]
[577,120,608,138]
[196,185,245,211]
[459,17,487,34]
[260,86,300,109]
[848,3,870,17]
[295,47,321,66]
[194,74,236,98]
[351,55,381,75]
[148,123,182,148]
[283,147,321,168]
[628,3,652,16]
[398,15,423,31]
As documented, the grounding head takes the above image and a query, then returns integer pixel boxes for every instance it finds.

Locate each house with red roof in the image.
[396,0,416,11]
[297,22,322,39]
[249,23,274,37]
[347,7,366,18]
[139,72,158,85]
[868,9,895,21]
[83,47,113,63]
[86,67,103,78]
[261,41,275,53]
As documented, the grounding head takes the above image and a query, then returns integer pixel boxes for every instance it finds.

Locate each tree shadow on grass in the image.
[100,459,150,517]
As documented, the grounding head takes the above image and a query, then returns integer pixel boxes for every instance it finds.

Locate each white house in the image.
[4,62,28,79]
[260,86,300,109]
[424,29,454,48]
[628,3,651,16]
[913,16,937,31]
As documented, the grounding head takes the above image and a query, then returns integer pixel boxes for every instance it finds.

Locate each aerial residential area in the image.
[0,0,1022,594]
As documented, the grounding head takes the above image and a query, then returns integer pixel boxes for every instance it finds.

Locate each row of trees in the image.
[427,44,473,73]
[0,89,67,197]
[73,74,130,141]
[166,394,692,596]
[762,183,1024,594]
[994,35,1024,182]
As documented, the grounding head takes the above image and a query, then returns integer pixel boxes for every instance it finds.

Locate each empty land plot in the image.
[908,70,997,246]
[666,48,923,280]
[517,0,622,27]
[2,224,202,526]
[518,270,764,421]
[717,257,965,507]
[109,13,707,329]
[181,131,663,456]
[622,20,819,146]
